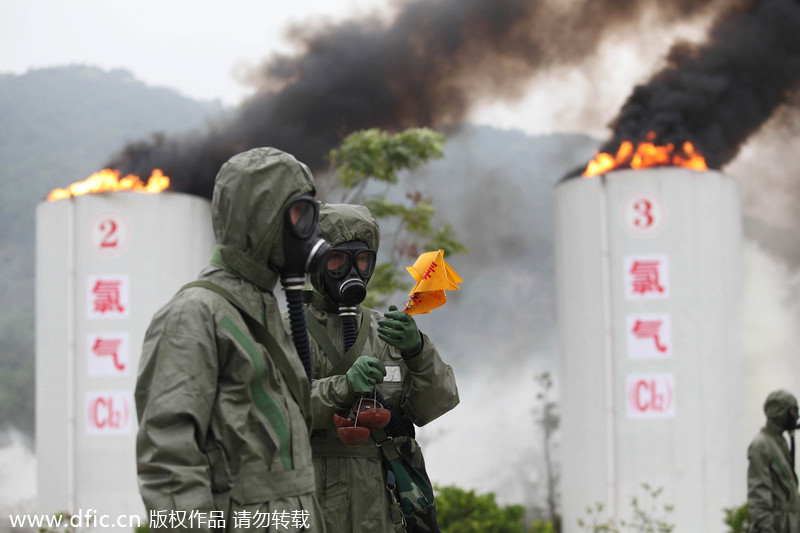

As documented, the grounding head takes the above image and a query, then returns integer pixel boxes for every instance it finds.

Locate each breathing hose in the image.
[283,276,314,387]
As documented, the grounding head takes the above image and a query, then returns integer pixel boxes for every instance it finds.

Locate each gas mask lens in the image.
[285,197,318,238]
[326,249,376,279]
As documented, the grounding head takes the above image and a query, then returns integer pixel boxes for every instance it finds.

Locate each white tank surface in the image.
[35,191,215,523]
[554,168,746,533]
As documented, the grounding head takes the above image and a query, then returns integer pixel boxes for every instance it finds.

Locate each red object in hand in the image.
[333,412,355,428]
[357,407,391,428]
[334,397,392,445]
[337,426,371,445]
[352,397,391,429]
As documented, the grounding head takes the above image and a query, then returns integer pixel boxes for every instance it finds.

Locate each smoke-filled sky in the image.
[5,0,799,177]
[6,0,800,230]
[0,0,733,149]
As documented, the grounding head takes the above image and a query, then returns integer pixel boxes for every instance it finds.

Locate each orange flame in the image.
[583,132,707,178]
[47,169,170,201]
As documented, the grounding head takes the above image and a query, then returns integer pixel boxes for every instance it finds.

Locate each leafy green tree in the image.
[324,128,467,307]
[435,484,528,533]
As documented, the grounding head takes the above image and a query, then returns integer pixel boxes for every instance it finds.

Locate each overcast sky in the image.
[1,1,381,105]
[0,0,706,139]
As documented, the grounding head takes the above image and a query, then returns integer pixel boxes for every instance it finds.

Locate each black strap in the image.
[180,280,310,420]
[372,427,400,462]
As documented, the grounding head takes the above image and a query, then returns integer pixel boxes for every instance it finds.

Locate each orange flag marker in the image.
[403,249,463,315]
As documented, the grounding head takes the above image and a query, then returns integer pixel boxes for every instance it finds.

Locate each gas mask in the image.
[280,195,330,386]
[321,241,377,306]
[280,195,331,280]
[787,405,800,432]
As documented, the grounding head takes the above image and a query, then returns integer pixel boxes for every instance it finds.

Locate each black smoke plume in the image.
[106,0,730,198]
[599,0,800,170]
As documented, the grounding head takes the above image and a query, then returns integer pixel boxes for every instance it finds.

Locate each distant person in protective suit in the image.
[135,147,331,532]
[300,203,459,533]
[747,389,800,533]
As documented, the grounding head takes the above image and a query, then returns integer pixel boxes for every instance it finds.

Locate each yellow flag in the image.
[403,249,463,315]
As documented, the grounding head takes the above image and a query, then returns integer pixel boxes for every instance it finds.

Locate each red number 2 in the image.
[99,219,118,248]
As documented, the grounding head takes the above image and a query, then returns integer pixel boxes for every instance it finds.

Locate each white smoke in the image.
[416,355,558,512]
[728,109,800,234]
[741,240,800,433]
[469,11,714,139]
[0,428,36,533]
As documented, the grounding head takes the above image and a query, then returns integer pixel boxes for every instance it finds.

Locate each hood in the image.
[764,389,798,426]
[310,203,380,298]
[212,147,316,290]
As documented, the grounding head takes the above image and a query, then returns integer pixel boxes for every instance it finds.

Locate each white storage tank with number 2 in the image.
[554,167,746,533]
[35,191,216,522]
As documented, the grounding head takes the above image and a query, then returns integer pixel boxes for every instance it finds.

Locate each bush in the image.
[435,484,527,533]
[723,502,750,533]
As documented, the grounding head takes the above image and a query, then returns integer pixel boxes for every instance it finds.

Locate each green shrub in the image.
[723,502,750,533]
[435,484,527,533]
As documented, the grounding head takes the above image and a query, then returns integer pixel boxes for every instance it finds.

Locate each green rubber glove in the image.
[345,356,386,394]
[377,305,423,357]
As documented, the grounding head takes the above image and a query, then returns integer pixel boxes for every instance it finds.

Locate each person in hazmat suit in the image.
[300,203,459,533]
[135,147,331,532]
[747,389,800,532]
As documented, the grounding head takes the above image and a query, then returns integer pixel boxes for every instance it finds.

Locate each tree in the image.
[323,128,467,306]
[534,371,561,530]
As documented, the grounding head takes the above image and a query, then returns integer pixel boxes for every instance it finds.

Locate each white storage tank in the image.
[554,167,746,533]
[35,190,215,522]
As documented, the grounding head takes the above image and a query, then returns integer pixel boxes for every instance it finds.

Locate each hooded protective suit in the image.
[747,389,800,533]
[136,147,325,532]
[301,204,459,533]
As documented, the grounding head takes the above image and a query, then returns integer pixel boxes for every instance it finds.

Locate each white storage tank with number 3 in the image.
[554,167,746,533]
[35,191,216,522]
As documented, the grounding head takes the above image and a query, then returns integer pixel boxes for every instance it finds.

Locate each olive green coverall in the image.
[136,148,325,532]
[303,204,460,532]
[748,390,800,533]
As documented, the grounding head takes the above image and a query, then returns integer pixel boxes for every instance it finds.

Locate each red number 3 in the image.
[633,200,653,228]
